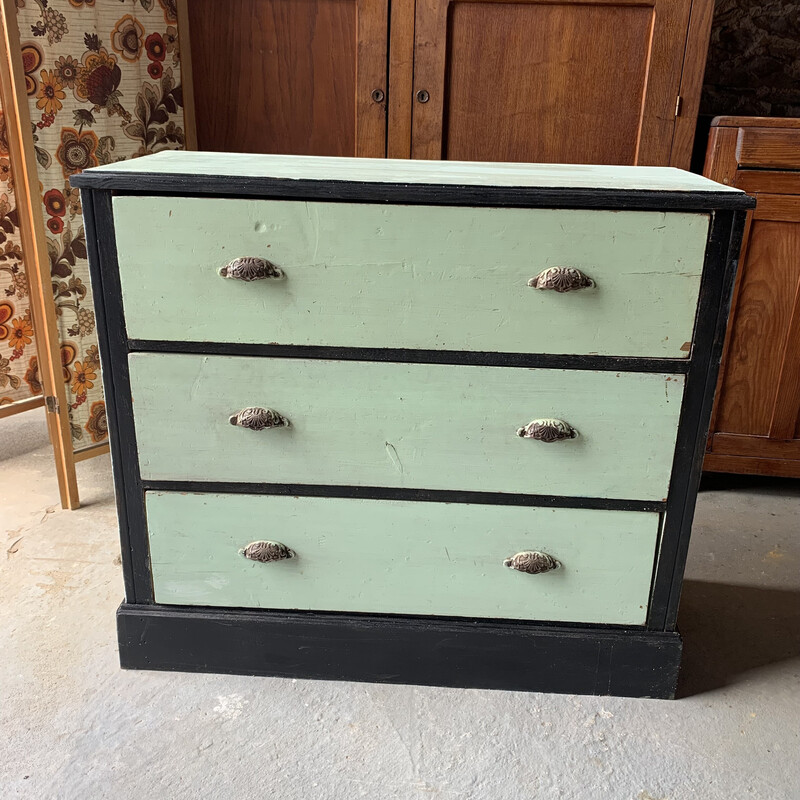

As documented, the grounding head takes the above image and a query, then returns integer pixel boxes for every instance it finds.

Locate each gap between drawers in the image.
[128,339,693,373]
[140,480,667,513]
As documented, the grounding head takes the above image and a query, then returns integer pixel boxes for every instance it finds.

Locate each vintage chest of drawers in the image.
[74,152,751,698]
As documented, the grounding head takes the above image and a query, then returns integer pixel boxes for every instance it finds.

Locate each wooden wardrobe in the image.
[179,0,714,167]
[703,117,800,478]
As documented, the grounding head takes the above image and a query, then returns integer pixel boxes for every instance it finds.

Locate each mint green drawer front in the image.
[129,354,684,501]
[147,492,659,625]
[114,197,708,358]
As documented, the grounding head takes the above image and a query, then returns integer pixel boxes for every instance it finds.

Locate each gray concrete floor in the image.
[1,409,798,800]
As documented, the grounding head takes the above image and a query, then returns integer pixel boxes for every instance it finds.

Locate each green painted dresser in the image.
[73,152,752,698]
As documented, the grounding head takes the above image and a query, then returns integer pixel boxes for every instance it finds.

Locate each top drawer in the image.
[113,197,708,358]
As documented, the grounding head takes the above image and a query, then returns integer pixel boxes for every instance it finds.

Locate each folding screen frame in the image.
[0,0,107,509]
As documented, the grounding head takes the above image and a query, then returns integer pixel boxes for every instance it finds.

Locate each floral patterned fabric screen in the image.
[0,100,38,406]
[16,0,185,450]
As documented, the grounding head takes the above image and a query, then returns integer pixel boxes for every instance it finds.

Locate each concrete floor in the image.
[1,409,798,800]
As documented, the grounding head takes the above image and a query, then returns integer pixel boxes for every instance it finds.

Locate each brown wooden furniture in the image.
[180,0,713,167]
[181,0,388,157]
[704,117,800,478]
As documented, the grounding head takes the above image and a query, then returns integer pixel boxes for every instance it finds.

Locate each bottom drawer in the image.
[146,492,659,625]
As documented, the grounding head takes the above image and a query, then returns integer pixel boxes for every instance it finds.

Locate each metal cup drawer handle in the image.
[528,267,593,292]
[219,256,284,281]
[504,551,561,574]
[517,418,577,442]
[240,541,296,563]
[229,407,290,431]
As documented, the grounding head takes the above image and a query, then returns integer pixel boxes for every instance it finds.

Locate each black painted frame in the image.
[73,168,754,211]
[77,168,750,699]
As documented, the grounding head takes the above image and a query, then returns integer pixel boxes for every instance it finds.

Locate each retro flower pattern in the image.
[0,158,13,188]
[0,301,13,339]
[0,112,9,155]
[75,47,125,116]
[85,399,107,442]
[36,69,66,114]
[70,358,95,397]
[54,54,80,88]
[44,188,67,216]
[23,355,43,395]
[7,314,34,352]
[111,14,144,62]
[144,31,165,62]
[16,0,186,447]
[0,99,39,405]
[55,126,99,176]
[21,43,43,95]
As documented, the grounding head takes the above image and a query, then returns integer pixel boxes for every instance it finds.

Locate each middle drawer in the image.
[129,354,684,500]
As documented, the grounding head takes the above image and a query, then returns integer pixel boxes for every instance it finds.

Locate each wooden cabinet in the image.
[410,0,692,163]
[179,0,713,167]
[182,0,388,157]
[704,117,800,478]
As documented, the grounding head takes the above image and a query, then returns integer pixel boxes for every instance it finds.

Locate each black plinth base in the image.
[117,603,683,699]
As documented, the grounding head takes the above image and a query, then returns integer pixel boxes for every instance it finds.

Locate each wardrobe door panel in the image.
[411,0,692,164]
[710,196,800,449]
[186,0,388,157]
[704,119,800,477]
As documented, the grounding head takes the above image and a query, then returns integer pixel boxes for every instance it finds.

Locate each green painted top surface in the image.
[79,150,743,194]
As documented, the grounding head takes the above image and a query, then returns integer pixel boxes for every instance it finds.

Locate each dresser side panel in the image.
[81,189,153,603]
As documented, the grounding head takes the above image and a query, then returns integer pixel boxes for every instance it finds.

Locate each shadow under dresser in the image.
[72,153,752,698]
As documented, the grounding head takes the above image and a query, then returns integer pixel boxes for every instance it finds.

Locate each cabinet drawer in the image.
[129,354,684,501]
[147,492,659,625]
[114,197,708,358]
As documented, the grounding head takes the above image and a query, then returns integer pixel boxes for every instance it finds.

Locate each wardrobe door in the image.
[185,0,388,157]
[707,193,800,476]
[703,119,800,477]
[410,0,693,164]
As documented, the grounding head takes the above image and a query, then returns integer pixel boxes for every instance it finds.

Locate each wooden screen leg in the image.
[44,393,80,510]
[0,0,79,509]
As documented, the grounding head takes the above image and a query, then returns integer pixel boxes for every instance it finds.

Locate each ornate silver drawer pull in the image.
[240,540,296,563]
[516,418,577,442]
[229,406,290,431]
[528,267,593,292]
[504,551,561,574]
[219,256,284,281]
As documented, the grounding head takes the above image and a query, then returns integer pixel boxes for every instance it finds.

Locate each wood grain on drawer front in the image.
[147,492,660,625]
[129,354,685,500]
[113,197,708,358]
